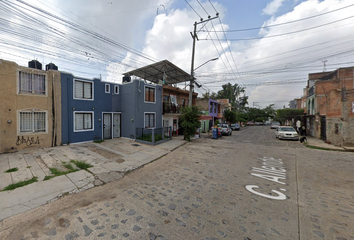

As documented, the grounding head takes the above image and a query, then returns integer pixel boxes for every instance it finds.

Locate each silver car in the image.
[217,124,232,136]
[275,126,299,140]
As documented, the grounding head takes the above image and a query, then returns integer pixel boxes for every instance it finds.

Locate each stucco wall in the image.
[61,73,121,144]
[0,60,61,153]
[120,80,163,139]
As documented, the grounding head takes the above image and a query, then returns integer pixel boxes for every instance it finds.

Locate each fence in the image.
[135,127,172,145]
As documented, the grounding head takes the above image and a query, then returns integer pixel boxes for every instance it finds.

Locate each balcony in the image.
[163,103,183,115]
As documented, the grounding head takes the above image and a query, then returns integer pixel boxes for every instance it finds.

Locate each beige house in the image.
[0,59,61,153]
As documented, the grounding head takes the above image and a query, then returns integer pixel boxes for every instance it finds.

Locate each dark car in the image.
[230,123,240,131]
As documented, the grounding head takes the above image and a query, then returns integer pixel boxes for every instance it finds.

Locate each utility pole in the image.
[189,14,219,107]
[322,60,327,72]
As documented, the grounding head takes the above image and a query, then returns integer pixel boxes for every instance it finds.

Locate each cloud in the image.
[263,0,287,15]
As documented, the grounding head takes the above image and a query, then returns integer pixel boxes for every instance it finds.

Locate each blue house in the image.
[61,72,163,144]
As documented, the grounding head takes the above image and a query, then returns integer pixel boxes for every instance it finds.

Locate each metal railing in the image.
[163,103,183,114]
[135,127,172,145]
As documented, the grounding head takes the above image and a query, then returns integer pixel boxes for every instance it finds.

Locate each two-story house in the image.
[61,73,163,144]
[123,60,196,136]
[0,59,61,153]
[197,98,224,132]
[305,67,354,146]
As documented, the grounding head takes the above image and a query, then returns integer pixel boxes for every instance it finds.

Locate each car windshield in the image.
[279,127,295,131]
[272,122,280,125]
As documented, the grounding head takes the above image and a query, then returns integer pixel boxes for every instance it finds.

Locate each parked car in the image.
[275,126,299,140]
[270,122,280,129]
[230,123,240,131]
[217,124,232,136]
[246,121,254,126]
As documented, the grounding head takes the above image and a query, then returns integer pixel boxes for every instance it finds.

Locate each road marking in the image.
[246,157,288,200]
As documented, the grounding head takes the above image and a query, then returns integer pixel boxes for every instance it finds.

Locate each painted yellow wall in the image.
[0,59,61,153]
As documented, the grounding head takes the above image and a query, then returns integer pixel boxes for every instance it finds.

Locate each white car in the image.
[275,126,299,140]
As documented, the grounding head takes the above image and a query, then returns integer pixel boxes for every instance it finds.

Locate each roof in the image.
[123,60,192,85]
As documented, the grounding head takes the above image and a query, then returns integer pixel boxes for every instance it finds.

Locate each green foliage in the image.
[71,160,93,170]
[214,119,220,126]
[2,177,38,191]
[276,109,304,122]
[179,106,202,142]
[224,110,236,123]
[5,167,18,173]
[137,134,152,142]
[44,162,80,181]
[93,139,104,143]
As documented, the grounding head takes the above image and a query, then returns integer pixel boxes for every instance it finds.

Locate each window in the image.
[74,80,93,100]
[74,112,93,131]
[145,86,155,103]
[105,84,110,93]
[19,71,46,95]
[145,113,155,128]
[19,111,46,133]
[114,85,119,94]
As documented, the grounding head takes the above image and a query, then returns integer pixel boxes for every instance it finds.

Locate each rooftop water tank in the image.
[46,63,58,71]
[28,60,42,70]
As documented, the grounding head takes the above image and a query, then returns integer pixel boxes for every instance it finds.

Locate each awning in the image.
[123,60,192,85]
[200,115,213,120]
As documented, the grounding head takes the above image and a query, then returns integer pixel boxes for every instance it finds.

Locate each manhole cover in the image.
[132,144,140,147]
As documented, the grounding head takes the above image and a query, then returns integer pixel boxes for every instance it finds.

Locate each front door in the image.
[103,113,111,139]
[113,113,120,138]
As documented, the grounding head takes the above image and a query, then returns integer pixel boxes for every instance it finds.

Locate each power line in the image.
[205,3,354,32]
[203,15,354,41]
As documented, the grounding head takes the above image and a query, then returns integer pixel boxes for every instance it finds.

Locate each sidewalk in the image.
[0,136,186,221]
[305,136,354,152]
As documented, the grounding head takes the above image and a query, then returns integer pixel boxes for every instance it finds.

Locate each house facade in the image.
[162,85,197,135]
[61,73,163,144]
[292,67,354,146]
[310,67,354,146]
[197,98,223,132]
[0,59,61,153]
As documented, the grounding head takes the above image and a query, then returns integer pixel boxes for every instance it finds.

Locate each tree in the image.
[179,106,202,142]
[202,91,217,100]
[224,109,236,123]
[276,109,304,123]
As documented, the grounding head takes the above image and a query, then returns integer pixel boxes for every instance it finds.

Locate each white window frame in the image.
[18,109,47,134]
[18,71,47,95]
[73,79,94,101]
[74,111,94,132]
[114,85,119,94]
[105,84,110,93]
[144,112,156,128]
[144,86,156,104]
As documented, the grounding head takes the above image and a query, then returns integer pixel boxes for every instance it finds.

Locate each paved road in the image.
[1,126,353,239]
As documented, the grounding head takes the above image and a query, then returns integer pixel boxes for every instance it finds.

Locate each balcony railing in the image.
[163,103,184,115]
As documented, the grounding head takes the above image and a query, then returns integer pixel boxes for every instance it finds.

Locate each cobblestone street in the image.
[1,126,353,239]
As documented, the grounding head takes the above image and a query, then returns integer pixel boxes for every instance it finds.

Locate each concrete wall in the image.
[0,59,61,153]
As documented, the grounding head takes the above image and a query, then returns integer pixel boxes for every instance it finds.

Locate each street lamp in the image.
[189,57,218,106]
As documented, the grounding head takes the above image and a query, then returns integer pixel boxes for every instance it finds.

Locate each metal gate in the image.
[320,115,326,141]
[103,113,111,139]
[113,113,120,138]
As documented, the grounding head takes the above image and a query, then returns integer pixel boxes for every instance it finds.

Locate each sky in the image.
[1,0,354,109]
